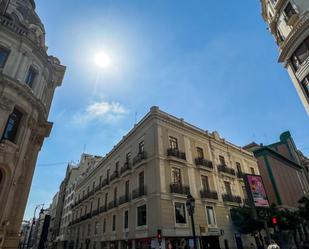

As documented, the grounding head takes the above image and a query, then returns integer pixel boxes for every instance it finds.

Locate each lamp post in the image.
[186,194,197,249]
[26,204,44,249]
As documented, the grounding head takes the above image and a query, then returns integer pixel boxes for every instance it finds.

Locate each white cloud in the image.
[73,101,129,125]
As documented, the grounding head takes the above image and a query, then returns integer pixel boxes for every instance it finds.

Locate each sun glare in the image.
[94,51,111,69]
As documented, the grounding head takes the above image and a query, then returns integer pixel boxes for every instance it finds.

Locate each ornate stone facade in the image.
[260,0,309,114]
[0,0,65,248]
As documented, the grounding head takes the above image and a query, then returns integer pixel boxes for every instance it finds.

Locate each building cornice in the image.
[76,107,255,189]
[253,147,303,170]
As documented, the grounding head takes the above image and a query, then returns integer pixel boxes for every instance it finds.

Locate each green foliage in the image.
[230,207,264,234]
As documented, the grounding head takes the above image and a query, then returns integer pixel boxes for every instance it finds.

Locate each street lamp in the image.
[26,204,44,249]
[186,194,197,249]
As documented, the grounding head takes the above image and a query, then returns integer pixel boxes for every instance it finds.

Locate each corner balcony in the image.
[222,194,242,204]
[195,158,213,170]
[170,184,190,195]
[217,165,236,176]
[167,148,186,160]
[133,151,147,166]
[200,190,218,200]
[132,186,147,199]
[120,161,131,175]
[118,194,131,205]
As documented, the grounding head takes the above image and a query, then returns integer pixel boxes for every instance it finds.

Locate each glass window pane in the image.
[137,205,146,226]
[206,207,216,225]
[0,48,9,68]
[175,203,186,224]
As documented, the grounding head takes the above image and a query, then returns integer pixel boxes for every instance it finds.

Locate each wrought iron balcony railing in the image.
[200,190,218,200]
[167,148,186,160]
[222,194,242,203]
[133,151,147,166]
[170,184,190,195]
[217,165,236,176]
[195,158,213,169]
[132,186,147,199]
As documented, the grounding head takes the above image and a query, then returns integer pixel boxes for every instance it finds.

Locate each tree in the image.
[230,207,264,234]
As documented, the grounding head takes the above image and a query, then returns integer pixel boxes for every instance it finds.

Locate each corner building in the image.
[70,107,260,249]
[0,0,65,248]
[260,0,309,114]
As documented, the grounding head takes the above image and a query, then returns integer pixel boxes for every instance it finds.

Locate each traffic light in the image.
[157,229,162,242]
[272,217,277,225]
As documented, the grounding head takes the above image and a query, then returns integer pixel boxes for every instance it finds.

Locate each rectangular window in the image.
[126,152,131,162]
[302,76,309,97]
[125,180,130,200]
[103,219,106,233]
[106,169,110,182]
[224,181,232,196]
[139,141,145,153]
[175,202,186,224]
[138,171,144,190]
[97,198,100,209]
[0,47,10,68]
[124,210,129,229]
[93,181,95,190]
[206,206,216,225]
[250,167,255,174]
[236,162,242,173]
[284,2,296,19]
[25,66,37,88]
[201,175,210,192]
[114,188,117,206]
[219,156,225,165]
[2,108,22,143]
[104,193,108,209]
[112,215,116,231]
[115,162,119,172]
[87,223,91,236]
[171,168,182,185]
[169,136,178,149]
[197,147,204,159]
[87,186,90,194]
[94,222,98,235]
[99,175,102,185]
[137,205,147,227]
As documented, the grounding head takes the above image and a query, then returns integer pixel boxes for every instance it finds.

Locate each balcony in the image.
[217,165,236,176]
[133,151,147,166]
[170,184,190,195]
[237,172,244,178]
[222,194,242,204]
[132,186,147,199]
[195,158,213,170]
[108,200,118,210]
[110,171,119,182]
[167,148,186,160]
[95,185,101,192]
[92,209,99,216]
[120,162,131,175]
[99,206,107,213]
[200,190,218,200]
[101,178,108,188]
[118,194,131,205]
[0,16,28,36]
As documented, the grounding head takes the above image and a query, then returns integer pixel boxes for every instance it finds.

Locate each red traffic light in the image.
[272,217,277,225]
[157,229,162,241]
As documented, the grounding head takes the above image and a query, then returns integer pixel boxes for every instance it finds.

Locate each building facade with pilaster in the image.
[260,0,309,114]
[69,107,260,249]
[0,0,65,248]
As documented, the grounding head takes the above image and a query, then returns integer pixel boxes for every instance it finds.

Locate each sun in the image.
[94,51,111,69]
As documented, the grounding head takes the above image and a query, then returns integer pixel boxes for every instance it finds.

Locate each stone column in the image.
[16,52,29,83]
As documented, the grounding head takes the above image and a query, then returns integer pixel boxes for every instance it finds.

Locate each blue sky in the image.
[24,0,309,219]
